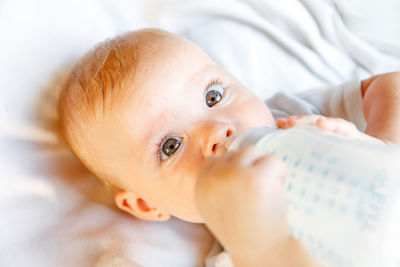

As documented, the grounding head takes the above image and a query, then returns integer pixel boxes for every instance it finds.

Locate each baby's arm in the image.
[277,72,400,145]
[196,146,322,267]
[362,72,400,144]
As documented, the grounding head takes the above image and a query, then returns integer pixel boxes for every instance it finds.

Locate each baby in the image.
[58,28,279,223]
[58,28,400,266]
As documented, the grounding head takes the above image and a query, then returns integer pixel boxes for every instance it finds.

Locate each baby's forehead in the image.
[122,39,218,109]
[123,60,220,119]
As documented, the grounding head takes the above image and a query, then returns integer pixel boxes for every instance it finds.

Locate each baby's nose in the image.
[206,127,234,157]
[210,143,227,156]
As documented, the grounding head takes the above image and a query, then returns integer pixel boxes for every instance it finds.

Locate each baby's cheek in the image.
[239,101,274,127]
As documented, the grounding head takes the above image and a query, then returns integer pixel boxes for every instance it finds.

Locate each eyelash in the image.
[206,78,226,93]
[155,78,226,164]
[155,135,172,164]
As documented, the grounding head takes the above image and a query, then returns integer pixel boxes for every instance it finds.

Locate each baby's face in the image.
[96,33,274,222]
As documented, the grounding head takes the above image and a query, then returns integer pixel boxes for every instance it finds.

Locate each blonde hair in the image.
[58,28,169,193]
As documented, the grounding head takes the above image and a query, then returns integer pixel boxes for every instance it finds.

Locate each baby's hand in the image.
[195,146,289,264]
[277,115,382,143]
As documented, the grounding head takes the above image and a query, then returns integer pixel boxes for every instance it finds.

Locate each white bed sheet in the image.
[1,0,399,266]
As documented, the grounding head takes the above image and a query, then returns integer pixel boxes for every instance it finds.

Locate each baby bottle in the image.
[229,126,400,267]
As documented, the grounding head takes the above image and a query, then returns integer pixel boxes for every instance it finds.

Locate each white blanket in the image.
[1,0,399,266]
[159,0,400,101]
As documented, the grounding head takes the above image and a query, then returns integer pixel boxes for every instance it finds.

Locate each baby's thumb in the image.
[252,154,287,185]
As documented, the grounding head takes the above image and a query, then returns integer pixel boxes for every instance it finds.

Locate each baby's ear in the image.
[114,190,170,221]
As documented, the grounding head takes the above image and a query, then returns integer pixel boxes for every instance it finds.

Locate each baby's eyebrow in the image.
[145,119,171,169]
[185,64,221,88]
[145,112,169,141]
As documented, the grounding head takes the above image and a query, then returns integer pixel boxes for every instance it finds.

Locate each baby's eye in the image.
[205,83,224,107]
[160,137,182,160]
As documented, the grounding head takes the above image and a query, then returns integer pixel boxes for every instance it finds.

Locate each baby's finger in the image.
[277,115,324,129]
[317,117,384,143]
[316,117,358,137]
[251,154,287,184]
